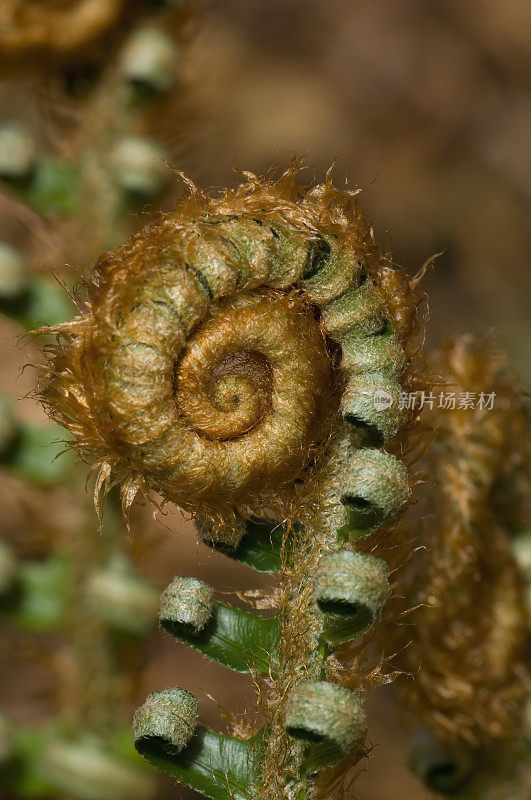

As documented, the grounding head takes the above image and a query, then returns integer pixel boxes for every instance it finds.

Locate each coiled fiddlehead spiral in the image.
[38,164,423,800]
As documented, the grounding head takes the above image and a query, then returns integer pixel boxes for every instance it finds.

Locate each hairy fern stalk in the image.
[36,164,425,800]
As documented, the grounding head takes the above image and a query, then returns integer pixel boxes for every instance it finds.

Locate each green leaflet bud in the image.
[211,217,308,288]
[268,224,308,286]
[5,553,70,631]
[341,448,410,532]
[0,243,29,300]
[85,557,159,635]
[195,517,246,550]
[180,224,240,300]
[159,576,214,634]
[133,687,198,756]
[42,737,155,800]
[321,274,386,338]
[0,123,35,181]
[314,550,389,644]
[285,681,366,758]
[23,158,79,218]
[112,138,169,199]
[338,324,406,374]
[301,239,362,304]
[341,371,405,446]
[212,217,275,286]
[121,29,178,96]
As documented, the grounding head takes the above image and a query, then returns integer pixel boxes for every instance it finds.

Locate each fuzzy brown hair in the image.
[36,163,430,800]
[0,0,126,59]
[398,335,530,746]
[37,163,421,534]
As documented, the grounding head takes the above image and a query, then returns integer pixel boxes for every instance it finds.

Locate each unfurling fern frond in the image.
[37,164,424,800]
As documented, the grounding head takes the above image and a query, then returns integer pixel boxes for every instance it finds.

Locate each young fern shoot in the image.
[37,165,424,800]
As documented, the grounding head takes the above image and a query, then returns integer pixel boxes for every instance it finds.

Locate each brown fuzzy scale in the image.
[397,336,530,746]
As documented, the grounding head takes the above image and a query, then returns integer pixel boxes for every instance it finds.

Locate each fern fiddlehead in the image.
[37,164,423,799]
[397,336,530,799]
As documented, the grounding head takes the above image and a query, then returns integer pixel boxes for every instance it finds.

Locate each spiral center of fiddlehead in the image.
[185,349,272,439]
[174,290,330,449]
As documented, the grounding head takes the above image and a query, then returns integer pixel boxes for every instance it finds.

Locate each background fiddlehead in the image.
[0,4,197,799]
[37,163,425,799]
[396,336,530,799]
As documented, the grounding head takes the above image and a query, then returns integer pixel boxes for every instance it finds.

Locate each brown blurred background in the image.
[184,0,531,380]
[1,1,530,799]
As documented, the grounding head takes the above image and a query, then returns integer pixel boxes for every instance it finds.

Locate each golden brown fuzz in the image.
[0,0,125,57]
[36,163,429,800]
[38,164,420,536]
[398,336,530,746]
